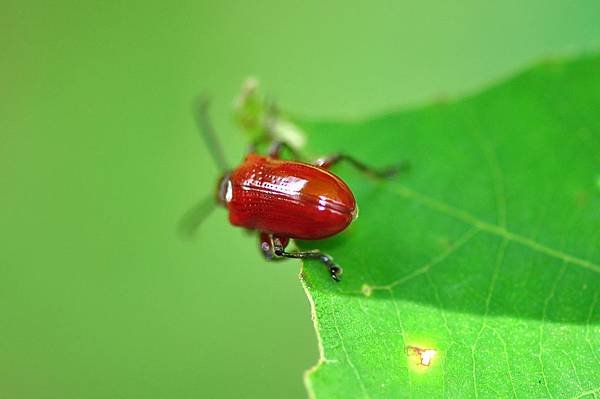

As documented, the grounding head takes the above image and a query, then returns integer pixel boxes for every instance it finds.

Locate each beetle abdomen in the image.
[226,154,356,240]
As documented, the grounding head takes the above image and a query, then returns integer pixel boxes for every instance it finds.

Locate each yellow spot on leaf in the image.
[361,284,373,297]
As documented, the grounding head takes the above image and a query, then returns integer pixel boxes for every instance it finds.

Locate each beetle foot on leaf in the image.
[320,255,343,282]
[329,265,343,282]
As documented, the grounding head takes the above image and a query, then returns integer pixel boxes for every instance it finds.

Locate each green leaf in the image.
[297,55,600,398]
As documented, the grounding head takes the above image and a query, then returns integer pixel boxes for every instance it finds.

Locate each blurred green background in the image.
[1,1,600,398]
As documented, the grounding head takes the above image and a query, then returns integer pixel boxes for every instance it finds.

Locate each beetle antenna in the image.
[193,96,230,171]
[177,196,217,239]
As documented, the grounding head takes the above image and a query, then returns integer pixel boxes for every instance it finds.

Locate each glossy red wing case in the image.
[226,154,357,240]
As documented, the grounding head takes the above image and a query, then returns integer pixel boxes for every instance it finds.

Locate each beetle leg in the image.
[272,238,343,282]
[258,232,287,261]
[246,138,301,160]
[246,100,301,160]
[247,137,270,155]
[259,232,275,260]
[268,141,302,160]
[272,235,290,250]
[314,154,409,179]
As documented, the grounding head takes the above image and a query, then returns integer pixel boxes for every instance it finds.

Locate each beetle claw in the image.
[330,265,343,282]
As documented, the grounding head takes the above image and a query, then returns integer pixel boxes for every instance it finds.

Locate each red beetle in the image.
[182,99,406,281]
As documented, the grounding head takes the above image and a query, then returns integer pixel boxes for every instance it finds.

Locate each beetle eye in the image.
[216,172,232,205]
[224,180,233,202]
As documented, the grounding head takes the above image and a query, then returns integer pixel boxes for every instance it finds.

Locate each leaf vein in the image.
[585,289,600,368]
[465,114,508,228]
[538,262,567,399]
[388,184,600,273]
[369,227,479,291]
[562,349,584,392]
[331,296,371,399]
[492,329,518,398]
[388,289,411,395]
[472,238,509,398]
[569,387,600,399]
